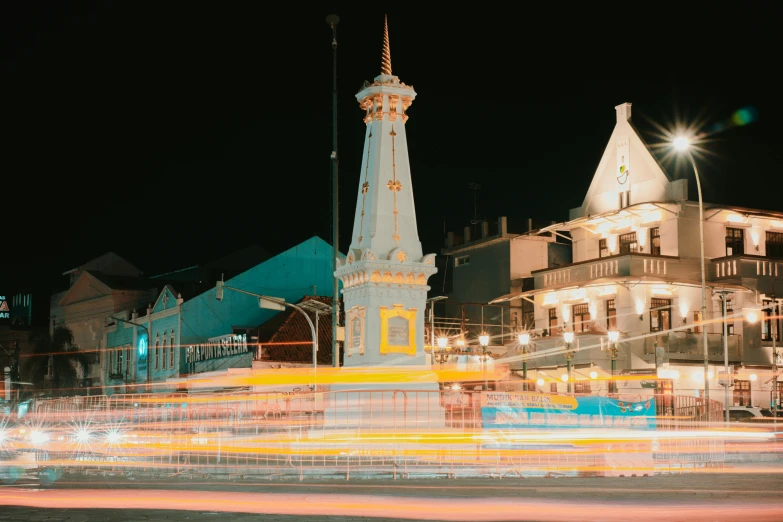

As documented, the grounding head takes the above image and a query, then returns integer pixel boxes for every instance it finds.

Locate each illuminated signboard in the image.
[186,333,248,364]
[0,295,9,320]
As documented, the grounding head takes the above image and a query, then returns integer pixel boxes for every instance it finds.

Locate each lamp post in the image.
[217,282,319,390]
[326,13,341,369]
[714,290,734,425]
[435,336,449,364]
[607,330,620,394]
[674,136,709,403]
[518,332,530,390]
[563,331,575,394]
[479,333,490,391]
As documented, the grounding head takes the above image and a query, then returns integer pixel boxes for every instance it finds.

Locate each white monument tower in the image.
[335,15,437,367]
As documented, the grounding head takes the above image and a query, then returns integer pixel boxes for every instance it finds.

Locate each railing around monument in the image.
[23,389,729,480]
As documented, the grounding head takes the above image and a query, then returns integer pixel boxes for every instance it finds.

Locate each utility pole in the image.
[327,13,341,368]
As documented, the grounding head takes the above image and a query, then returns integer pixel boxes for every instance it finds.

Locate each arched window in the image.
[154,335,160,370]
[161,330,168,372]
[170,329,176,368]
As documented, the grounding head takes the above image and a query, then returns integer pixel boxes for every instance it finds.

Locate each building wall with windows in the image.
[489,103,782,408]
[103,236,339,393]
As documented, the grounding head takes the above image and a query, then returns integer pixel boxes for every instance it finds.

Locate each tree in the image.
[25,326,90,396]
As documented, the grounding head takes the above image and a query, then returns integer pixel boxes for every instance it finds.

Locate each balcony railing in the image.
[643,332,741,360]
[533,254,694,289]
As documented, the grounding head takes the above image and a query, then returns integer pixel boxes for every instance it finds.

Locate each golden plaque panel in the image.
[379,304,417,356]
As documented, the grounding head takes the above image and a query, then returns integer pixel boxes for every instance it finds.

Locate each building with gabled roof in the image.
[488,103,782,409]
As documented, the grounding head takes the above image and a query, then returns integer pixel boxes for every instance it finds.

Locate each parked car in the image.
[725,406,765,422]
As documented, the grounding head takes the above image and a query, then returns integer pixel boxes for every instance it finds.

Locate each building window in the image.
[116,347,123,374]
[455,255,470,267]
[650,298,671,333]
[599,238,609,258]
[725,227,744,256]
[154,336,160,370]
[170,331,176,368]
[573,303,590,333]
[767,231,783,258]
[126,345,131,376]
[722,298,735,336]
[522,310,534,331]
[619,232,638,254]
[733,379,751,406]
[762,299,780,342]
[548,308,558,336]
[574,381,591,394]
[693,311,702,334]
[651,227,661,256]
[550,382,558,393]
[606,299,617,331]
[161,337,167,372]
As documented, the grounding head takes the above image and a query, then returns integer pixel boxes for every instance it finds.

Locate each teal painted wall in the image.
[179,236,337,373]
[105,236,338,383]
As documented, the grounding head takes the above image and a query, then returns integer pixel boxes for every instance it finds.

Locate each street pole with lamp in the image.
[714,290,733,425]
[563,331,575,394]
[326,13,341,369]
[607,330,620,394]
[435,336,449,364]
[479,333,489,391]
[216,281,319,390]
[426,296,448,349]
[518,332,530,390]
[673,136,710,403]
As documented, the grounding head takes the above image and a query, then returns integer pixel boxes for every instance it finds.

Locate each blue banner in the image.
[481,392,656,430]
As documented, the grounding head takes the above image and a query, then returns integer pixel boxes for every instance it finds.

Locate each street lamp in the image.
[479,333,490,391]
[674,136,710,403]
[606,330,620,394]
[563,331,575,394]
[217,281,319,390]
[518,332,531,390]
[434,336,449,364]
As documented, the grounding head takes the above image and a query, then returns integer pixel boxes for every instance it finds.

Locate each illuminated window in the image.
[606,299,617,330]
[762,299,780,342]
[573,303,590,333]
[725,228,744,256]
[550,382,558,393]
[599,238,609,258]
[573,381,591,394]
[548,308,558,336]
[693,311,702,334]
[650,298,671,333]
[154,336,160,370]
[767,231,783,259]
[619,232,638,254]
[733,380,751,406]
[650,227,661,256]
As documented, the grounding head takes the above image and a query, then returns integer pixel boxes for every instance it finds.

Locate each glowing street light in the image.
[518,332,531,389]
[563,331,576,394]
[673,135,709,403]
[479,333,490,391]
[606,330,620,394]
[437,336,448,349]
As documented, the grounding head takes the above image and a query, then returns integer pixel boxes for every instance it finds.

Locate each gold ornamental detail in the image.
[358,129,373,245]
[381,15,392,76]
[374,94,384,121]
[387,126,401,245]
[360,96,372,124]
[388,95,398,122]
[402,97,412,123]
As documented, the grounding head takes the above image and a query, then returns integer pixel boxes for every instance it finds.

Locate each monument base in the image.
[320,367,445,431]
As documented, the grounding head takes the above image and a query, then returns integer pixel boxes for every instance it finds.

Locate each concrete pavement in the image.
[1,471,782,521]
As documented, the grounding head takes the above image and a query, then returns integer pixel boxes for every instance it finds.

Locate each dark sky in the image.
[2,2,781,299]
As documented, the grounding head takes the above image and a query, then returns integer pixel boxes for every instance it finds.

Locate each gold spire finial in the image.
[381,15,392,76]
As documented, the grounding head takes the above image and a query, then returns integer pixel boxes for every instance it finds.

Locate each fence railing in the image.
[16,389,730,480]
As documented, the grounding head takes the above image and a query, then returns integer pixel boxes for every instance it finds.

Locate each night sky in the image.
[2,3,781,305]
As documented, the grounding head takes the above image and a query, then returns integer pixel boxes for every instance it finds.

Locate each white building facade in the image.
[491,103,782,410]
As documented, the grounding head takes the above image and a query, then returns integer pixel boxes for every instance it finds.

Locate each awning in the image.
[489,276,752,304]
